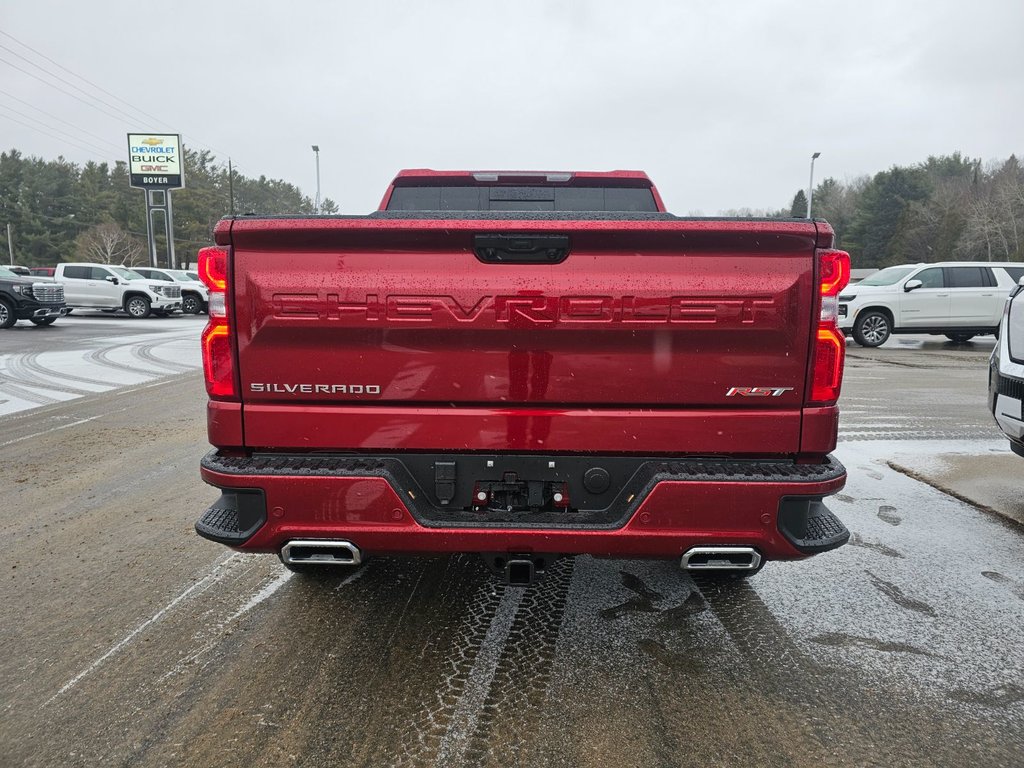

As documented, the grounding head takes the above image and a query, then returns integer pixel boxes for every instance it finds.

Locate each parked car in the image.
[28,266,56,277]
[989,276,1024,457]
[0,266,67,328]
[7,265,32,277]
[840,262,1024,347]
[53,263,182,318]
[132,267,209,314]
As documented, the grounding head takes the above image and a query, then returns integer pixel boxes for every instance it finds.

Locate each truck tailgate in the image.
[228,218,819,453]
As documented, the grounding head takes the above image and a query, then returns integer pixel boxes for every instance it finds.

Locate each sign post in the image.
[127,133,185,268]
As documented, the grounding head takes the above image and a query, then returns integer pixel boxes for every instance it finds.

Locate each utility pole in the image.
[312,145,321,214]
[228,157,236,216]
[807,151,821,218]
[6,223,12,265]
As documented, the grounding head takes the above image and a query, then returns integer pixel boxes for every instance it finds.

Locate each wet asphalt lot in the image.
[1,319,1022,767]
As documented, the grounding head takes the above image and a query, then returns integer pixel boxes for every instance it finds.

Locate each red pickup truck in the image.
[195,170,851,584]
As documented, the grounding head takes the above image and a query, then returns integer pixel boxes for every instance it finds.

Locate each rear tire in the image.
[852,310,891,347]
[124,295,151,318]
[946,333,975,344]
[0,299,15,328]
[30,317,57,326]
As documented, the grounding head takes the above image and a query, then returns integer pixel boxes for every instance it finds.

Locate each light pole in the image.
[311,145,321,214]
[807,151,821,219]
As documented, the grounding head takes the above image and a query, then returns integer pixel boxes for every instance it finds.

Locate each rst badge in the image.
[725,387,794,397]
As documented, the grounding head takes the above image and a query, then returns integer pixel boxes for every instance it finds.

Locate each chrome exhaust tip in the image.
[280,539,362,566]
[681,546,761,571]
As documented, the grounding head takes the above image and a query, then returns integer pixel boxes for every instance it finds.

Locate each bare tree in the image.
[957,198,1002,261]
[717,207,780,217]
[953,157,1024,262]
[997,182,1021,257]
[74,222,145,266]
[901,173,972,263]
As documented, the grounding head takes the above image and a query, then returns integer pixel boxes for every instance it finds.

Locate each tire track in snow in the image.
[7,353,100,395]
[390,560,510,767]
[458,557,575,766]
[132,339,197,372]
[0,375,61,405]
[81,333,197,377]
[20,350,114,390]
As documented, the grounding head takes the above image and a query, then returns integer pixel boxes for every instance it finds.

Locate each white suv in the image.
[989,277,1024,457]
[132,267,209,315]
[54,263,182,318]
[840,262,1024,347]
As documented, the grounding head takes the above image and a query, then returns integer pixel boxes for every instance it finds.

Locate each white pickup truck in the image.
[54,263,182,318]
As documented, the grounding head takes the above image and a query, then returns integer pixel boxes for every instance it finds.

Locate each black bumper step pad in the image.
[195,489,266,545]
[777,498,850,554]
[202,451,845,483]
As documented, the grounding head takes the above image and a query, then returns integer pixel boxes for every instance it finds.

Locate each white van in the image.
[839,262,1024,346]
[54,263,182,318]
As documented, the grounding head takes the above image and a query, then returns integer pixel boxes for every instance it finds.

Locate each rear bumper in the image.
[197,451,848,561]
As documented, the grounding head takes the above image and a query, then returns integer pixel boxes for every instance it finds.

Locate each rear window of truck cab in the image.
[387,185,658,212]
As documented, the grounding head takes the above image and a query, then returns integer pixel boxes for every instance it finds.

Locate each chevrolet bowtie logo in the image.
[140,138,163,146]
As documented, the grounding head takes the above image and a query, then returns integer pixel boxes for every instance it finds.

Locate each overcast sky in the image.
[3,0,1023,214]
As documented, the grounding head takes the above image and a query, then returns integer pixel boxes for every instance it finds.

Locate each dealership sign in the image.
[127,133,184,189]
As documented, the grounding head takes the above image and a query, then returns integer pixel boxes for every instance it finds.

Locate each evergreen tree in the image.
[789,189,807,218]
[810,177,863,249]
[846,166,930,267]
[897,154,976,263]
[0,150,27,261]
[0,146,323,267]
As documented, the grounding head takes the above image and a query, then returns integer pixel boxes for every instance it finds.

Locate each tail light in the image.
[810,249,850,404]
[198,246,236,399]
[198,247,227,292]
